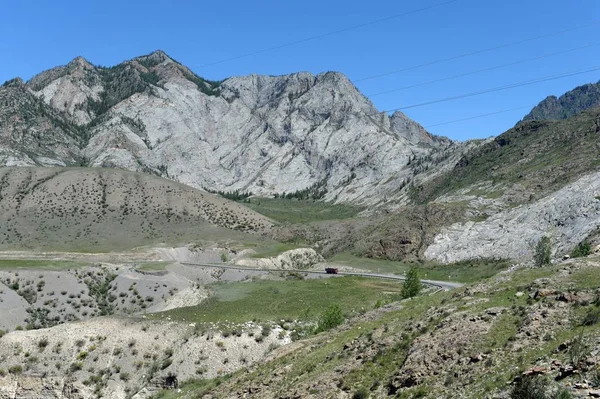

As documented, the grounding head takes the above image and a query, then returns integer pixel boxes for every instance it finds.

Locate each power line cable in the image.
[191,0,461,68]
[425,104,536,128]
[369,42,600,97]
[383,65,600,112]
[353,20,600,83]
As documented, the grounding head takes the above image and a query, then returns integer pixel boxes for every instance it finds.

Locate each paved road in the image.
[179,262,463,290]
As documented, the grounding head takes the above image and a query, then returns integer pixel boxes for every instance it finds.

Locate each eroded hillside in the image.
[0,167,270,251]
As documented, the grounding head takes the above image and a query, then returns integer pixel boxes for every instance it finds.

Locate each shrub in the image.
[119,372,130,382]
[582,308,600,326]
[37,338,49,351]
[160,358,173,370]
[571,242,591,258]
[69,362,83,373]
[402,266,422,299]
[534,236,551,267]
[555,389,572,399]
[315,304,344,333]
[352,388,369,399]
[568,330,590,367]
[510,375,547,399]
[261,324,272,337]
[8,365,22,375]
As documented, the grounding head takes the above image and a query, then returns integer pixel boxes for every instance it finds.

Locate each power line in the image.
[191,0,461,68]
[369,42,600,97]
[425,104,535,128]
[353,20,600,83]
[383,65,600,112]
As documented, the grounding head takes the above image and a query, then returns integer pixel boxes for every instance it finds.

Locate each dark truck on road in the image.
[325,267,339,274]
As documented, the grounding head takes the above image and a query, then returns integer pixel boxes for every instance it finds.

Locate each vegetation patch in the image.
[243,198,362,224]
[151,277,402,326]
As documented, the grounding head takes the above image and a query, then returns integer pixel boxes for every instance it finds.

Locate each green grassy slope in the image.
[155,257,600,399]
[410,107,600,205]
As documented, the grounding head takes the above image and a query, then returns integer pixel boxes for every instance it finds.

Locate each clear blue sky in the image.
[2,0,599,140]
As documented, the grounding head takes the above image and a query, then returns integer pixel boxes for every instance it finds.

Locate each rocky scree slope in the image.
[1,50,451,205]
[0,167,270,252]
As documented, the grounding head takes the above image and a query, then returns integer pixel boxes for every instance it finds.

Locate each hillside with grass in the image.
[153,256,600,399]
[409,107,600,207]
[0,167,271,252]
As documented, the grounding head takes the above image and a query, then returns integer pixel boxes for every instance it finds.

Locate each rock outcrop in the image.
[425,170,600,263]
[235,248,324,270]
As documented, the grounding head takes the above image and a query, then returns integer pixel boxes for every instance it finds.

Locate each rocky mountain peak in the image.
[521,79,600,122]
[390,111,450,146]
[1,77,25,88]
[67,56,95,70]
[133,49,173,67]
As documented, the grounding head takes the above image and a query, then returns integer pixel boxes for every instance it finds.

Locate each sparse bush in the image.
[119,372,130,382]
[315,304,344,333]
[510,375,547,399]
[352,389,369,399]
[568,330,591,368]
[261,324,272,337]
[69,362,83,373]
[534,236,551,267]
[582,308,600,326]
[37,338,49,351]
[555,389,572,399]
[571,242,591,258]
[8,365,22,375]
[160,358,173,370]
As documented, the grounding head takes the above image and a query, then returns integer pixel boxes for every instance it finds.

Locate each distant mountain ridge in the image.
[521,80,600,122]
[0,50,452,205]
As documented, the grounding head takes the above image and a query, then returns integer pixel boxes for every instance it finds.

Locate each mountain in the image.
[521,80,600,122]
[0,50,451,205]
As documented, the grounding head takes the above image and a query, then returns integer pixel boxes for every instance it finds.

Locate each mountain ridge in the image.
[521,80,600,122]
[0,50,451,205]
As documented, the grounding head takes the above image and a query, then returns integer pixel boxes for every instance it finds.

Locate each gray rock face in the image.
[425,171,600,263]
[0,80,81,166]
[1,51,450,204]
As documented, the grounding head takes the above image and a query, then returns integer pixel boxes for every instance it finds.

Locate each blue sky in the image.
[2,0,599,140]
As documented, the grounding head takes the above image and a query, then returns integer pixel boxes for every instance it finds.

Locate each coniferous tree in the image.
[402,266,422,299]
